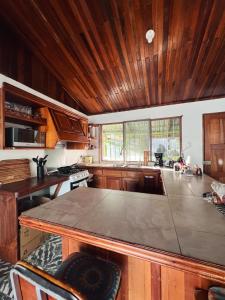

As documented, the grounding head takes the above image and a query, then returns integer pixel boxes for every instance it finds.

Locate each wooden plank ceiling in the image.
[1,0,225,115]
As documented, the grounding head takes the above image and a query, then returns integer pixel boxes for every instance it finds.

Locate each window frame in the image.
[100,116,182,163]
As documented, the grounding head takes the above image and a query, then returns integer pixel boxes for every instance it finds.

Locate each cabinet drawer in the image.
[92,168,103,175]
[103,169,122,177]
[122,171,141,178]
[93,175,106,188]
[88,168,102,175]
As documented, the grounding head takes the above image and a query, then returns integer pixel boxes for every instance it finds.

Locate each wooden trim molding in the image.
[19,216,225,284]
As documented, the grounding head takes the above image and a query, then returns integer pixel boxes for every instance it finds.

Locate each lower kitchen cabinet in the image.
[88,167,163,194]
[92,175,106,188]
[122,177,140,192]
[106,176,122,190]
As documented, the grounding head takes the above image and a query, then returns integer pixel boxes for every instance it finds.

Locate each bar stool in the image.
[11,252,121,300]
[55,252,121,300]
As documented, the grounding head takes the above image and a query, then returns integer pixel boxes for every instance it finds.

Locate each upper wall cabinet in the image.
[0,83,88,149]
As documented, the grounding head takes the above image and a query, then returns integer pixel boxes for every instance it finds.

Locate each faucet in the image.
[120,146,127,165]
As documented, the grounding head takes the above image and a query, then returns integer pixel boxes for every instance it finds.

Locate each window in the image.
[102,123,123,161]
[101,117,181,162]
[151,118,181,161]
[125,121,150,161]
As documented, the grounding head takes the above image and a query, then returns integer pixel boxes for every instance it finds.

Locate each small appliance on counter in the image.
[154,153,164,167]
[164,160,175,168]
[83,155,93,164]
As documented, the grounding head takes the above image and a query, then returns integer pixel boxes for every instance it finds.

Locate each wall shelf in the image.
[5,110,47,126]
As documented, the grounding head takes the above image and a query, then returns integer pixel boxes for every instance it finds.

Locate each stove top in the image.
[57,165,85,175]
[54,164,90,182]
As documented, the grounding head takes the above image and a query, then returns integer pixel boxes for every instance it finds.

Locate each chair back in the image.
[10,261,85,300]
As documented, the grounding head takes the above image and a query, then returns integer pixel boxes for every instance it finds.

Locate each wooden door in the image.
[211,144,225,183]
[203,113,225,180]
[123,178,140,192]
[106,177,122,190]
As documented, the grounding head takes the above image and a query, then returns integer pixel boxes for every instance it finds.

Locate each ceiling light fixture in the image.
[146,29,155,44]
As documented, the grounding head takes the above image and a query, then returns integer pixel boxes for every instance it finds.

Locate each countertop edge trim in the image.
[19,216,225,283]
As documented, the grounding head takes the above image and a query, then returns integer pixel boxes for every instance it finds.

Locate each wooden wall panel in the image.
[0,0,225,114]
[161,266,185,300]
[0,21,83,112]
[128,256,151,300]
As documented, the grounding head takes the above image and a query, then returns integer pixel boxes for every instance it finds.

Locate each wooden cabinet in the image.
[93,175,106,188]
[0,83,89,149]
[106,176,122,190]
[122,177,140,192]
[87,167,163,194]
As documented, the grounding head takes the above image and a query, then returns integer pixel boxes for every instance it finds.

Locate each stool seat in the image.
[55,252,121,300]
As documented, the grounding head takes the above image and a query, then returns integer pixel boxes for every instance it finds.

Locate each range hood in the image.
[40,108,88,148]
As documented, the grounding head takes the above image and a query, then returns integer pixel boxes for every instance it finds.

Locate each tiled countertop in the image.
[21,170,225,266]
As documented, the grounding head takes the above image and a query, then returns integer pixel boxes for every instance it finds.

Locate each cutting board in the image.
[0,159,31,184]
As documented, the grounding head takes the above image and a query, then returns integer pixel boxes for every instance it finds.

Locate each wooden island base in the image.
[61,235,225,300]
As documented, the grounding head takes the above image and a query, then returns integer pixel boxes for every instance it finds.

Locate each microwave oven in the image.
[5,127,46,147]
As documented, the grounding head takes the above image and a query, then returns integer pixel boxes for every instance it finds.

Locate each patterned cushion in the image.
[0,259,13,299]
[56,252,121,300]
[0,235,62,299]
[24,235,62,275]
[209,287,225,300]
[0,291,12,300]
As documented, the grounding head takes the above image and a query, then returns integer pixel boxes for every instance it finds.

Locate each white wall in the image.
[0,149,46,176]
[89,98,225,168]
[45,149,87,168]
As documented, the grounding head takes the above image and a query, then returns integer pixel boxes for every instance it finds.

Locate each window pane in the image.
[151,118,181,161]
[102,124,123,161]
[125,121,150,161]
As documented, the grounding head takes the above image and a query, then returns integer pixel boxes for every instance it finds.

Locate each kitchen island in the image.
[19,170,225,299]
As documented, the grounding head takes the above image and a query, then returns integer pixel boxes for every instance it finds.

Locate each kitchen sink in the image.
[112,163,142,168]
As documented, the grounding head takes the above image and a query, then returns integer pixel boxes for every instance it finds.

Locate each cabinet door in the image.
[106,177,122,190]
[140,172,160,194]
[123,178,140,192]
[93,175,106,188]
